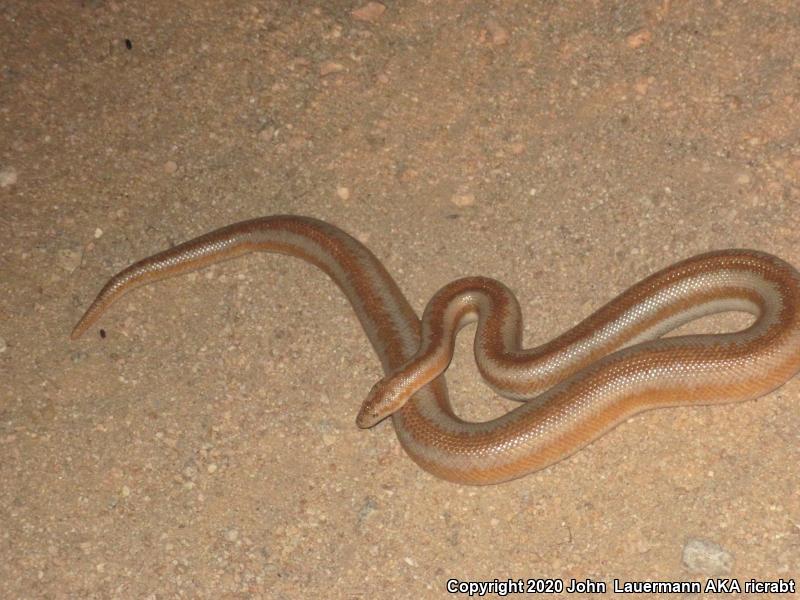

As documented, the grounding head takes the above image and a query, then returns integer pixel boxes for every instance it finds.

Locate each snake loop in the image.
[73,216,800,484]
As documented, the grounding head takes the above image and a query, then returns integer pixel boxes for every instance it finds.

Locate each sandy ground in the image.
[2,1,800,598]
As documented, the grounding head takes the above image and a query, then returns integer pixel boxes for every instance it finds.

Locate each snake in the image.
[72,215,800,485]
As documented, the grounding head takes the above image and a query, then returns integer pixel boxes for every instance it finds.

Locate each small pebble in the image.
[94,227,103,239]
[725,95,743,110]
[336,186,351,201]
[351,2,386,23]
[57,248,82,273]
[682,538,733,576]
[207,463,218,474]
[0,166,17,187]
[0,337,7,353]
[450,193,475,207]
[319,61,345,77]
[626,29,652,49]
[163,160,178,174]
[358,496,378,521]
[226,528,239,542]
[121,485,130,497]
[291,57,311,71]
[736,173,751,185]
[397,167,418,182]
[486,20,509,45]
[634,79,650,95]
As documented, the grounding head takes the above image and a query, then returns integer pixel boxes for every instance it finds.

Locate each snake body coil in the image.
[72,216,800,484]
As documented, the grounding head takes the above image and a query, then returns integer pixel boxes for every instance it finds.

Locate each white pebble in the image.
[0,166,17,187]
[336,186,351,200]
[682,538,733,575]
[450,193,475,207]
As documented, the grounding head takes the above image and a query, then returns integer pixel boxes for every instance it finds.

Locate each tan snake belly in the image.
[72,216,800,485]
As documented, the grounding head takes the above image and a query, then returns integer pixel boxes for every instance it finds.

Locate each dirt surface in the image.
[2,1,800,598]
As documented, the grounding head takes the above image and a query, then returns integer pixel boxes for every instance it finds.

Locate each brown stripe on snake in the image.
[72,216,800,485]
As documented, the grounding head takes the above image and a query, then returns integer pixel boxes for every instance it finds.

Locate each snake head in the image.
[356,378,410,428]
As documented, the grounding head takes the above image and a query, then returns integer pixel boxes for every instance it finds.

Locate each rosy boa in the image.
[72,216,800,484]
